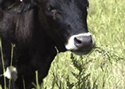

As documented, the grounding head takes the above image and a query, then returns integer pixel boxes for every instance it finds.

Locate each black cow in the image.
[0,0,95,89]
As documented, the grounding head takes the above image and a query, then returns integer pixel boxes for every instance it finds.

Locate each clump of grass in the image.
[0,41,16,89]
[70,53,98,89]
[42,52,97,89]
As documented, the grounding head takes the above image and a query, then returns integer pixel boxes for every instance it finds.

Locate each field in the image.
[1,0,125,89]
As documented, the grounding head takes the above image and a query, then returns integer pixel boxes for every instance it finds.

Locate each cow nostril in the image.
[74,35,94,48]
[74,37,82,44]
[90,35,95,46]
[90,36,93,44]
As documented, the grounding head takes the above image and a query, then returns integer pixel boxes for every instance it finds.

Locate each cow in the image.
[0,0,95,89]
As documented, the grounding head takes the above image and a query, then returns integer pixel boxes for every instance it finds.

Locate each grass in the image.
[1,0,125,89]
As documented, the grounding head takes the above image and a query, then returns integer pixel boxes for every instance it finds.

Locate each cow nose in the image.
[65,32,95,54]
[74,35,93,49]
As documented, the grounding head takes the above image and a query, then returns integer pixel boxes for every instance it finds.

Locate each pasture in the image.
[0,0,125,89]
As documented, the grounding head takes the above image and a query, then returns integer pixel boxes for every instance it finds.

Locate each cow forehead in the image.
[43,0,89,34]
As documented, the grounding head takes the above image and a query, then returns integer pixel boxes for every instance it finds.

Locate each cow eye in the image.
[46,5,59,20]
[47,5,56,12]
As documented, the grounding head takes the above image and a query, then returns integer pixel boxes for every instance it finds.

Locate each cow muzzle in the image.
[65,32,95,55]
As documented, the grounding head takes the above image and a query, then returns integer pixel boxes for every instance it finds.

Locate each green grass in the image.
[1,0,125,89]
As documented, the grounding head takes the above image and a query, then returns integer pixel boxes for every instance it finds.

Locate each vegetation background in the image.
[1,0,125,89]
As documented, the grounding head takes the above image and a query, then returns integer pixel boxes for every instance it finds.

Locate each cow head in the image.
[38,0,95,55]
